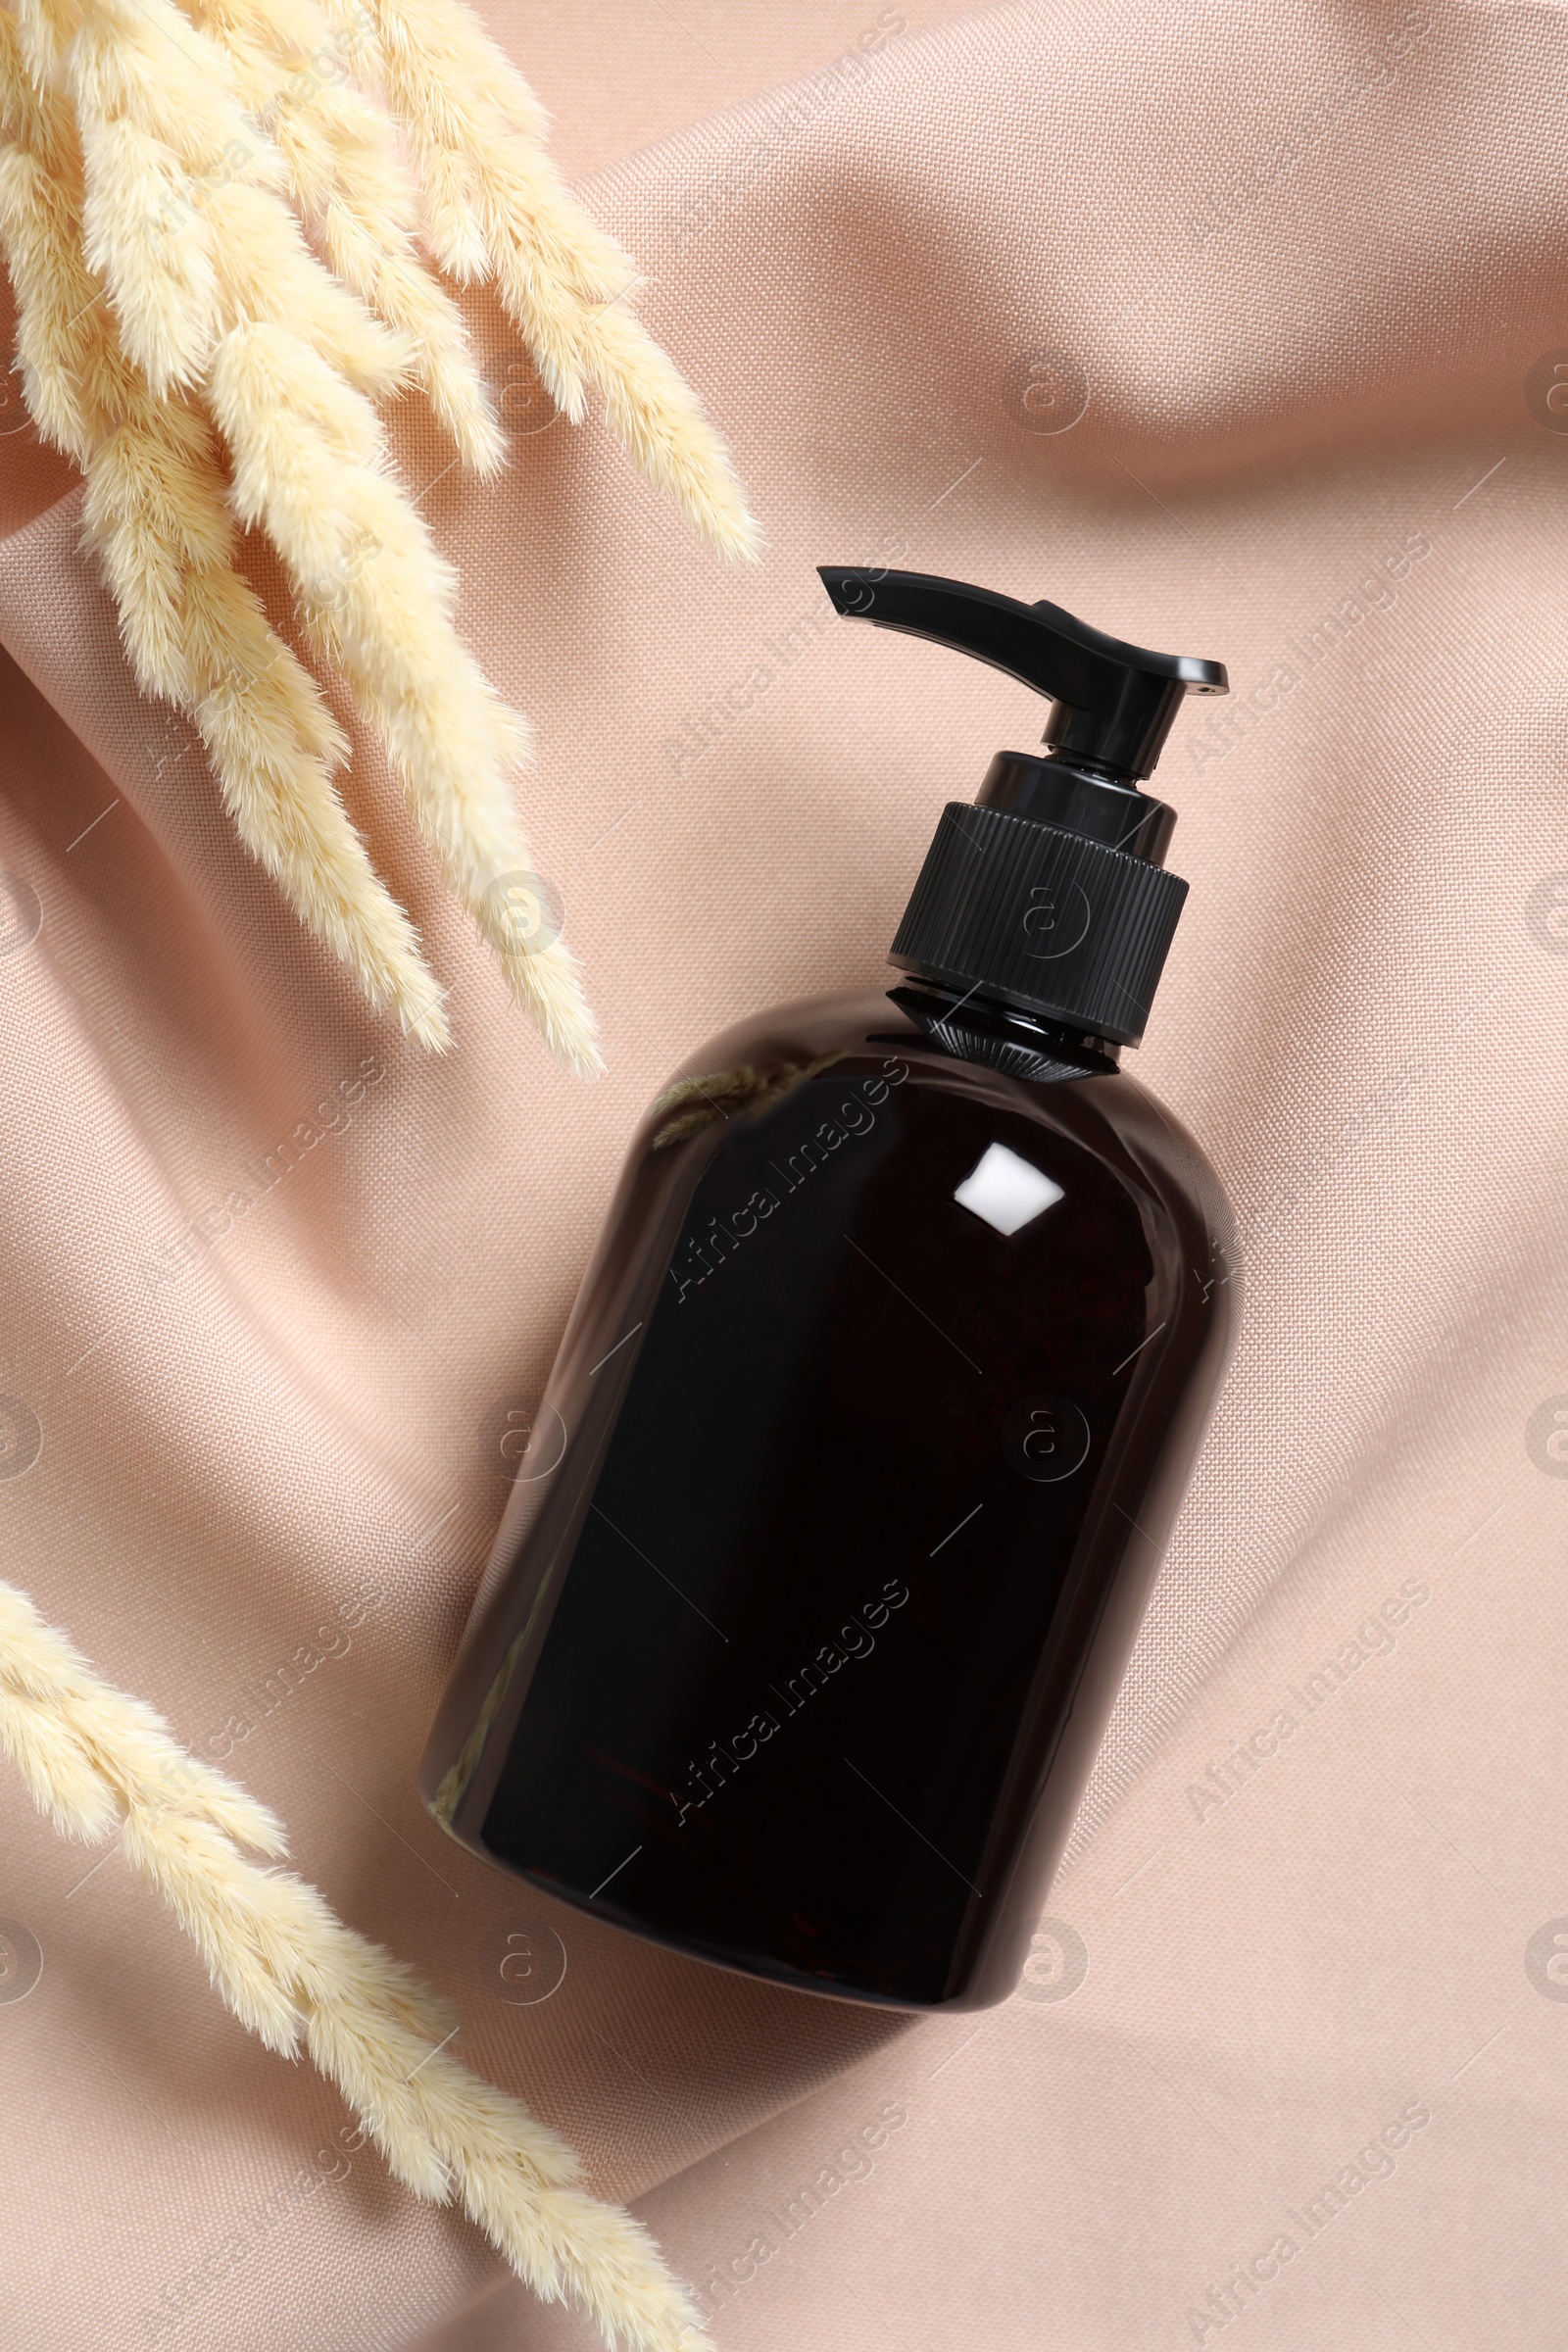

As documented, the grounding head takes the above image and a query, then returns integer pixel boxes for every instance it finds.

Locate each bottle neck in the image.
[888,979,1121,1074]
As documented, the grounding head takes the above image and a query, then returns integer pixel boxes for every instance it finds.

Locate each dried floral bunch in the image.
[0,1575,714,2351]
[0,0,757,1069]
[0,5,759,2334]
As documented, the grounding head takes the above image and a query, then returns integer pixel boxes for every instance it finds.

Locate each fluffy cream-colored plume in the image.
[0,15,457,1045]
[318,0,757,554]
[0,0,758,1065]
[186,0,506,469]
[0,1576,712,2352]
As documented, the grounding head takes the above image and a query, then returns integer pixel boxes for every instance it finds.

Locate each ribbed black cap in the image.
[889,804,1188,1047]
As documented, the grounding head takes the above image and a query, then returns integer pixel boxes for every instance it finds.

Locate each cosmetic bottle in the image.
[421,569,1238,2011]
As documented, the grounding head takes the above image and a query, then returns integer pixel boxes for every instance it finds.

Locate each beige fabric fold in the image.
[3,0,1567,2343]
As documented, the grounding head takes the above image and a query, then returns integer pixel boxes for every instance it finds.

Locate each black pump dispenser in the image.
[818,567,1229,1047]
[419,563,1240,2016]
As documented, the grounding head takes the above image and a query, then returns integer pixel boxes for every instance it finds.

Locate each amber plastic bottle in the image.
[420,571,1238,2011]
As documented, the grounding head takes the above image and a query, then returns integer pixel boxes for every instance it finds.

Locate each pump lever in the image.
[817,566,1228,781]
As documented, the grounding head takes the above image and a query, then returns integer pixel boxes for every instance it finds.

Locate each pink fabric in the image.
[3,0,1566,2343]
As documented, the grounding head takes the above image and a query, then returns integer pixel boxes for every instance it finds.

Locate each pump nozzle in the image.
[817,567,1226,779]
[818,564,1229,1047]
